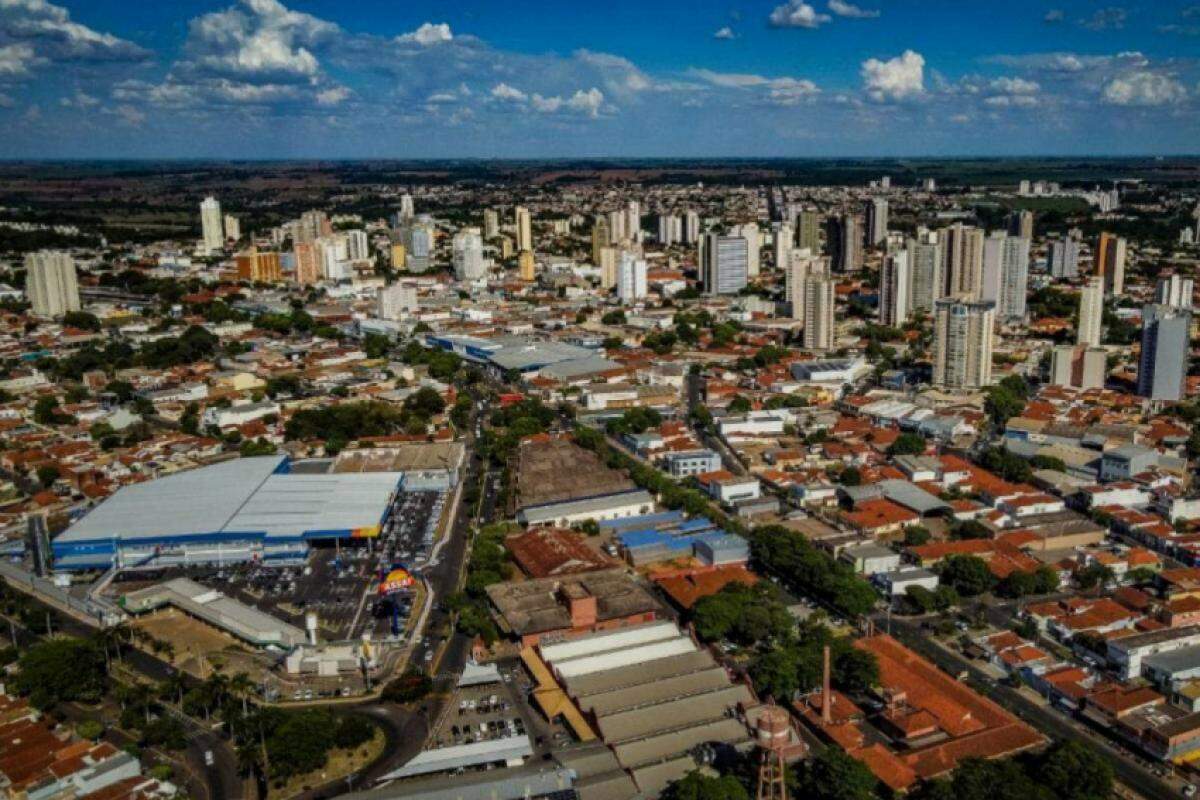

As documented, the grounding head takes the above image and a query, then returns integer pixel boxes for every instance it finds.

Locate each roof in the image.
[58,455,403,544]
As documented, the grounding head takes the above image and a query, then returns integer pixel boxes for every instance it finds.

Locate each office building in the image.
[1077,277,1104,347]
[735,222,760,277]
[294,242,320,286]
[515,206,533,253]
[826,215,862,273]
[701,233,748,295]
[684,210,700,245]
[933,297,995,390]
[483,208,500,240]
[200,196,223,254]
[942,223,985,298]
[617,252,648,302]
[518,249,536,282]
[1138,305,1191,402]
[1008,210,1034,240]
[981,232,1029,320]
[223,214,241,243]
[453,227,486,281]
[235,248,282,283]
[24,250,80,317]
[1096,232,1126,296]
[797,209,821,253]
[907,231,944,313]
[1048,236,1081,279]
[785,249,825,324]
[865,197,888,246]
[1050,345,1107,391]
[773,223,793,270]
[1157,274,1194,310]
[803,276,836,351]
[378,282,418,321]
[880,251,910,328]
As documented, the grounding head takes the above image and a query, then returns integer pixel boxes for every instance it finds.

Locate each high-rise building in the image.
[1050,345,1106,390]
[735,222,760,277]
[617,252,648,302]
[1095,232,1126,296]
[785,249,825,324]
[826,215,862,273]
[346,229,370,261]
[684,210,700,245]
[933,297,996,390]
[453,227,486,281]
[803,276,836,351]
[599,246,619,290]
[294,242,321,286]
[235,248,282,283]
[701,233,748,295]
[797,209,821,253]
[223,214,241,243]
[1138,304,1191,402]
[865,198,888,246]
[1077,277,1104,347]
[200,196,223,254]
[880,251,910,328]
[518,249,536,282]
[24,250,80,317]
[515,206,533,253]
[1156,274,1194,310]
[1007,210,1034,240]
[942,223,985,297]
[773,223,793,270]
[1048,236,1081,279]
[483,209,500,240]
[378,282,418,321]
[980,232,1029,320]
[907,231,944,313]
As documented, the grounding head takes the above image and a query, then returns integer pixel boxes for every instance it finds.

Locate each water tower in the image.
[755,702,790,800]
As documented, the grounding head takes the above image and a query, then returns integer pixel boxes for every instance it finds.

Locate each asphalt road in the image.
[881,614,1183,800]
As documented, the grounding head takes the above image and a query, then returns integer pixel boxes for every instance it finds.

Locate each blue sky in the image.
[0,0,1198,158]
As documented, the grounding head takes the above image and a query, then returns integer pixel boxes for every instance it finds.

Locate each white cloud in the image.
[315,85,349,106]
[713,26,736,39]
[828,0,880,19]
[397,22,452,45]
[861,50,925,101]
[1102,71,1188,106]
[0,42,36,75]
[490,82,527,102]
[768,1,830,28]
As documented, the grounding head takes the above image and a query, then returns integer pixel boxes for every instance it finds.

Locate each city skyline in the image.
[0,0,1199,159]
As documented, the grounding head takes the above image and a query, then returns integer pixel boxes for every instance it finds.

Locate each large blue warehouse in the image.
[53,455,404,571]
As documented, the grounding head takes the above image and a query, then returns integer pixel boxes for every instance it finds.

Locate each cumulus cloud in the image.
[1102,71,1188,106]
[768,1,830,28]
[828,1,880,19]
[713,26,736,39]
[0,0,150,63]
[861,50,925,101]
[397,22,452,45]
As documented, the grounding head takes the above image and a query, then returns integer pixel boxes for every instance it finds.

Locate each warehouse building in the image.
[521,621,801,798]
[53,455,404,571]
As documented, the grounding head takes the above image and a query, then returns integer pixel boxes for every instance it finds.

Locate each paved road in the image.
[881,615,1182,800]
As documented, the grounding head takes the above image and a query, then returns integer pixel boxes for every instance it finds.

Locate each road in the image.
[880,614,1183,800]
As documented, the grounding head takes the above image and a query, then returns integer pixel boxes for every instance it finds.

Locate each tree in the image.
[888,433,928,456]
[938,555,995,597]
[663,772,750,800]
[797,748,877,800]
[15,638,106,709]
[1038,740,1113,800]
